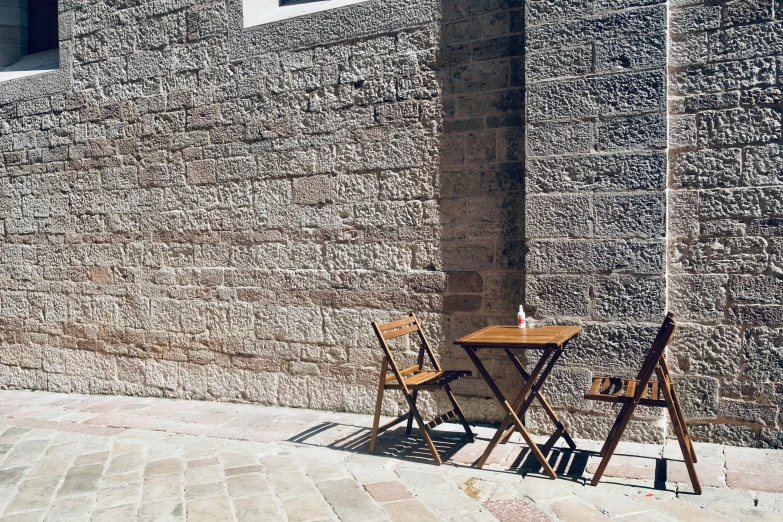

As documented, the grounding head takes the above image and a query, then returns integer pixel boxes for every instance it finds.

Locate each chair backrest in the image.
[633,312,676,397]
[371,313,441,373]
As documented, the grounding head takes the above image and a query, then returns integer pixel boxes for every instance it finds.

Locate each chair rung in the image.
[425,409,456,430]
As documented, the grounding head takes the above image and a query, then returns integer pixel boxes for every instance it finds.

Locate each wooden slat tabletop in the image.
[454,325,582,349]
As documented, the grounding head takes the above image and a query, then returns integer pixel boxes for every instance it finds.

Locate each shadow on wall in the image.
[434,0,527,423]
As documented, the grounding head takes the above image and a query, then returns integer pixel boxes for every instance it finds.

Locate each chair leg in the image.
[444,384,475,441]
[370,361,387,454]
[406,390,418,435]
[657,369,701,494]
[403,393,441,465]
[592,402,636,486]
[666,397,702,495]
[669,384,698,463]
[599,404,628,457]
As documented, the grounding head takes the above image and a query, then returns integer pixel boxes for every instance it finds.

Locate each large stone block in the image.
[596,113,666,151]
[671,237,769,274]
[526,70,665,122]
[669,274,727,323]
[525,121,592,157]
[594,193,665,238]
[673,375,719,419]
[593,275,666,321]
[669,324,742,377]
[744,143,783,185]
[671,149,742,189]
[526,239,665,274]
[526,275,591,317]
[525,194,591,238]
[743,327,783,382]
[698,107,782,146]
[719,398,779,426]
[562,322,660,374]
[669,57,776,96]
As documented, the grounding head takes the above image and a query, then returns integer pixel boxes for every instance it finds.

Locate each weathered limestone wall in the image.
[0,0,781,448]
[0,0,453,416]
[668,0,783,447]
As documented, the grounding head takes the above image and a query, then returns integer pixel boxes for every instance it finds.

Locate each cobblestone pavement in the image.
[0,391,780,521]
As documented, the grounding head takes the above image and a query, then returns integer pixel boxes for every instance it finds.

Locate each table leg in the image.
[481,348,552,456]
[502,347,577,450]
[464,347,557,479]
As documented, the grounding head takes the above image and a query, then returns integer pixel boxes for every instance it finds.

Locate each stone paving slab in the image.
[0,390,780,521]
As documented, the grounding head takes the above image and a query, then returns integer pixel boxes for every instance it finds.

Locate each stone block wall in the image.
[0,0,780,448]
[668,0,783,447]
[522,0,670,441]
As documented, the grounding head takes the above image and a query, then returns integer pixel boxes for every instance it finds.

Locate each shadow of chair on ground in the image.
[288,421,591,478]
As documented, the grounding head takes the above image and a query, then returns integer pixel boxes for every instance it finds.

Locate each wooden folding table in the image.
[455,325,581,479]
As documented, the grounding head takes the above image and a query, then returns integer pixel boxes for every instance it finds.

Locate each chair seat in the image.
[386,369,471,390]
[585,376,667,407]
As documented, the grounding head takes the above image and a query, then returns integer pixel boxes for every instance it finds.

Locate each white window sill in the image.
[0,49,60,83]
[243,0,371,28]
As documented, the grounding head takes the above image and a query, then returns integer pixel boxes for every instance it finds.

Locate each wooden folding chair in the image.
[585,312,701,494]
[370,313,475,464]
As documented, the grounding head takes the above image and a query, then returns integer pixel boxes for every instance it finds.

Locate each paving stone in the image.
[0,392,779,522]
[143,474,183,502]
[187,457,219,469]
[317,478,387,521]
[91,503,138,522]
[382,499,442,522]
[44,497,93,521]
[260,456,300,474]
[57,464,103,496]
[185,482,224,500]
[73,451,110,467]
[224,464,262,477]
[0,468,28,487]
[145,458,184,476]
[186,495,234,522]
[283,493,335,522]
[573,487,650,516]
[232,494,285,521]
[394,469,448,489]
[0,511,46,522]
[513,477,574,502]
[138,499,184,522]
[365,481,412,502]
[268,471,317,499]
[107,452,145,475]
[637,494,733,521]
[727,470,783,493]
[551,498,613,521]
[226,473,271,498]
[485,498,552,522]
[95,483,141,508]
[305,460,349,482]
[4,475,60,513]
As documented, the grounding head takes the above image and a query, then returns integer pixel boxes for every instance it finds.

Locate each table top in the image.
[454,325,582,349]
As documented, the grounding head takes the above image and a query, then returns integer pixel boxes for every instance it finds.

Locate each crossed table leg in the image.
[464,345,576,479]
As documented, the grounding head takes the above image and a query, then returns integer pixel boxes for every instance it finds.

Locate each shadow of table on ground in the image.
[288,421,592,478]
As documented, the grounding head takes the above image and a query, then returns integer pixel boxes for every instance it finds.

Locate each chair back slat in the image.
[376,316,417,331]
[633,312,676,399]
[383,324,420,340]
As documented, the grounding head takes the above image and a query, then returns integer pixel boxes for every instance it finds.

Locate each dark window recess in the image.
[280,0,329,5]
[28,0,59,54]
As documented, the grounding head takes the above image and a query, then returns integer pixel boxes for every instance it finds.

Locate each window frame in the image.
[0,1,71,102]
